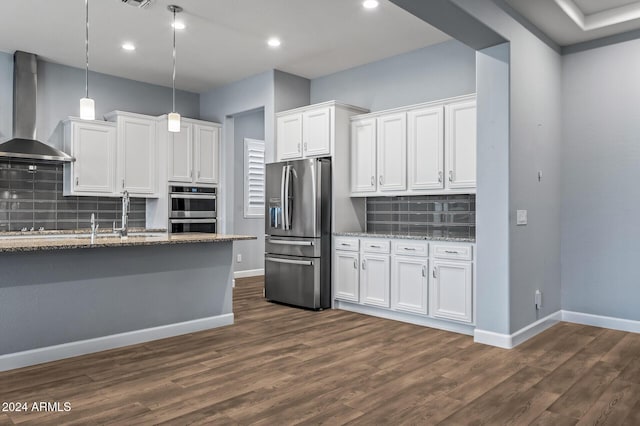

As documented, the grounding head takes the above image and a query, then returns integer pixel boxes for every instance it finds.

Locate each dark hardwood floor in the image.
[1,276,640,425]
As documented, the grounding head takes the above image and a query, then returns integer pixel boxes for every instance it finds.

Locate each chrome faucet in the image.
[113,190,130,238]
[90,213,99,244]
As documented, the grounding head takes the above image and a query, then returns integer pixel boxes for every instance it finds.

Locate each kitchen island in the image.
[0,232,255,371]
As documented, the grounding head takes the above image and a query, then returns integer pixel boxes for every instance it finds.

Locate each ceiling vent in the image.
[121,0,153,8]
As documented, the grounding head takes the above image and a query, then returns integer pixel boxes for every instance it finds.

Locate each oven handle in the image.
[265,257,313,266]
[267,239,314,246]
[170,218,217,224]
[170,193,217,199]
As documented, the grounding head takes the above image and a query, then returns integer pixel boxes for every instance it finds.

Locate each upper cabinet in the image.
[166,118,221,185]
[63,118,117,196]
[105,111,158,196]
[350,95,476,196]
[351,118,377,193]
[275,102,367,162]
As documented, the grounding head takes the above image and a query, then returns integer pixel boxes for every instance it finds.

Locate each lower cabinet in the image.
[361,253,390,308]
[334,237,474,328]
[334,250,360,302]
[391,256,428,315]
[431,260,473,323]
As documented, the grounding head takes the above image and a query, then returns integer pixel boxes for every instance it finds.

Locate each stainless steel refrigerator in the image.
[264,158,331,309]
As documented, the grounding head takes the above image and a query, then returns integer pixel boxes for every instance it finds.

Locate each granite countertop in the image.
[0,227,166,237]
[0,232,256,253]
[333,231,475,243]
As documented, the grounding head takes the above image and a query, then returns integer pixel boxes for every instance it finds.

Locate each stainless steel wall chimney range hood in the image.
[0,51,74,162]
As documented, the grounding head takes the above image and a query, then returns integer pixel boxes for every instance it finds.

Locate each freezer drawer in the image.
[265,236,321,257]
[264,254,329,309]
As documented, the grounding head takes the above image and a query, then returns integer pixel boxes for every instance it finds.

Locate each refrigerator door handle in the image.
[268,239,314,246]
[284,165,292,230]
[280,165,287,230]
[265,257,313,266]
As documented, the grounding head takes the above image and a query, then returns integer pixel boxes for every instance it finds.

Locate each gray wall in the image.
[0,52,200,145]
[451,0,563,334]
[310,40,476,111]
[561,39,640,321]
[233,109,265,273]
[274,70,310,113]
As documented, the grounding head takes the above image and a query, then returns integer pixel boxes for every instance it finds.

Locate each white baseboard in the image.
[234,268,264,279]
[335,301,476,336]
[562,310,640,334]
[474,311,562,349]
[0,313,234,372]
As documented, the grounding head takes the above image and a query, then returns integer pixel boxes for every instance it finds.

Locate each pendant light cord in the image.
[172,8,176,113]
[85,0,89,99]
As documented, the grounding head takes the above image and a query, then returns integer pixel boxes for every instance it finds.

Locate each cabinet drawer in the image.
[335,237,359,252]
[392,240,429,257]
[362,239,391,254]
[432,244,473,261]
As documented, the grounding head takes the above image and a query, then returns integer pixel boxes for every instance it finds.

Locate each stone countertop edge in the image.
[0,234,257,253]
[0,227,167,237]
[333,232,475,243]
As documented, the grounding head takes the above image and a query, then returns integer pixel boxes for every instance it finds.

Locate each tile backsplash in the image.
[0,161,146,232]
[366,194,475,239]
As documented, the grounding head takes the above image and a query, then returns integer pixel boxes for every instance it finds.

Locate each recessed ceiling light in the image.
[363,0,379,9]
[267,37,281,48]
[122,42,136,51]
[172,21,186,30]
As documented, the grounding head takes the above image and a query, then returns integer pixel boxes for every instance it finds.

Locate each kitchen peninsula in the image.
[0,232,255,371]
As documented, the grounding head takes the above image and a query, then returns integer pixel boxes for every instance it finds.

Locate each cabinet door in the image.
[334,251,360,303]
[377,113,407,192]
[302,107,332,157]
[408,107,444,190]
[118,115,156,195]
[168,123,193,183]
[361,253,390,308]
[445,100,476,190]
[351,118,377,193]
[391,256,428,315]
[72,122,116,194]
[431,260,473,323]
[194,124,220,184]
[276,113,303,161]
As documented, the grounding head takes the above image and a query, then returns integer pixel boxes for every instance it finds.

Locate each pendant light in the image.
[167,5,182,133]
[80,0,95,120]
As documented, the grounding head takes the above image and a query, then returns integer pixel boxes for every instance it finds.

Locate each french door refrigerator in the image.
[265,158,331,309]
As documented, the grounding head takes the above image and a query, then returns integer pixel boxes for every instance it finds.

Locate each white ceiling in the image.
[0,0,450,93]
[506,0,640,46]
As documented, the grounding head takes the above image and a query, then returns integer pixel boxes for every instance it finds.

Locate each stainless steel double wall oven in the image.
[169,185,217,234]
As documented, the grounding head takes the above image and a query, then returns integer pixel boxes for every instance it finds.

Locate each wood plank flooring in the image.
[1,276,639,425]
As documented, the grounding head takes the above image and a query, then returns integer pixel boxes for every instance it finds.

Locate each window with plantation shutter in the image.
[244,138,265,218]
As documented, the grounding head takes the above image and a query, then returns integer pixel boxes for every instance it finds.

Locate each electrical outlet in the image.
[535,290,542,310]
[236,254,242,263]
[516,210,528,225]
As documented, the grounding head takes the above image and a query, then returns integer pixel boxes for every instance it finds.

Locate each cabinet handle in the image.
[297,143,301,153]
[370,176,375,186]
[304,142,308,151]
[445,250,460,254]
[433,267,437,278]
[422,265,427,277]
[370,245,381,249]
[362,260,366,270]
[448,170,454,182]
[75,176,79,187]
[438,171,443,183]
[197,171,201,180]
[379,176,383,185]
[122,179,125,189]
[341,243,350,246]
[403,247,416,251]
[353,259,357,269]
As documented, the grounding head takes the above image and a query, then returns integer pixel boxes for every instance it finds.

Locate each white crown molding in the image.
[555,0,640,31]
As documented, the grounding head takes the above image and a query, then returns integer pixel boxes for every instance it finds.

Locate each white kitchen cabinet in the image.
[361,253,390,308]
[408,106,444,190]
[431,260,473,323]
[392,256,429,315]
[302,107,332,157]
[166,118,221,185]
[105,111,158,196]
[445,99,477,190]
[334,250,360,303]
[63,119,117,196]
[377,112,406,192]
[351,118,377,193]
[276,113,303,160]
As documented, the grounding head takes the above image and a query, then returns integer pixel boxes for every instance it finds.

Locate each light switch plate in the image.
[516,210,528,225]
